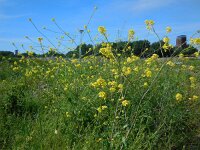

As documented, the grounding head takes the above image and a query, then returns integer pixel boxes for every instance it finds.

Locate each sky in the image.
[0,0,200,54]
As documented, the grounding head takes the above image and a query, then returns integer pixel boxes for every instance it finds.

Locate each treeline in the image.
[0,40,198,59]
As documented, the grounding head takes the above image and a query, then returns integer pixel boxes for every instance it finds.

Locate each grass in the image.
[0,55,200,149]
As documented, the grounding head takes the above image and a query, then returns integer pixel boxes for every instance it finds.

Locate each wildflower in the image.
[192,95,198,101]
[188,65,194,71]
[128,29,135,41]
[176,93,183,102]
[143,82,148,88]
[127,57,133,63]
[54,129,58,134]
[166,61,175,67]
[13,67,19,71]
[179,53,184,58]
[144,68,152,78]
[122,100,130,107]
[145,20,155,30]
[109,87,116,93]
[28,51,34,57]
[98,26,106,34]
[134,66,139,72]
[38,37,43,43]
[98,91,106,99]
[108,81,117,87]
[189,77,196,88]
[189,77,196,83]
[14,61,17,65]
[97,105,108,113]
[118,84,123,92]
[163,37,170,43]
[102,105,108,110]
[166,26,172,33]
[122,67,131,76]
[66,112,71,117]
[190,38,200,45]
[96,138,102,142]
[194,52,199,57]
[64,85,68,91]
[99,44,114,59]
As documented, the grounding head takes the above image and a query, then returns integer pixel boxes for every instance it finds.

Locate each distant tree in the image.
[150,41,173,57]
[0,51,14,57]
[131,40,150,57]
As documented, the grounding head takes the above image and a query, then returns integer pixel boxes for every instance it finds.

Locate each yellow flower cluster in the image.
[194,52,199,57]
[190,38,200,45]
[122,66,131,76]
[189,95,199,101]
[143,68,152,78]
[145,54,159,65]
[98,26,106,35]
[91,77,107,88]
[145,20,155,30]
[108,81,117,93]
[162,37,173,52]
[189,77,196,88]
[97,105,108,113]
[98,91,106,99]
[166,61,175,67]
[126,55,139,64]
[99,44,114,59]
[176,93,183,102]
[121,100,130,107]
[166,26,172,33]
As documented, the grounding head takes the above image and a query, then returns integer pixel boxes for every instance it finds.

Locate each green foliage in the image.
[0,51,14,57]
[0,57,199,149]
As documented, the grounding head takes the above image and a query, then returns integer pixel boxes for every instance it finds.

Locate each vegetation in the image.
[0,10,200,149]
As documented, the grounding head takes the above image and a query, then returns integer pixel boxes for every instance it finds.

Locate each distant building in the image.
[15,50,18,56]
[176,35,187,48]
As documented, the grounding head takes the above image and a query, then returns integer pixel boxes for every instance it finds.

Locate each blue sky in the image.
[0,0,200,53]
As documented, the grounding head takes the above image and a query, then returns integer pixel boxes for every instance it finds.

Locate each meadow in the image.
[0,20,200,149]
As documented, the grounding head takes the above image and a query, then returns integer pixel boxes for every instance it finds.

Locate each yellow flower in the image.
[128,29,135,40]
[98,91,106,99]
[122,67,131,76]
[189,77,196,83]
[192,95,199,101]
[163,37,170,43]
[176,93,183,101]
[122,100,130,107]
[108,81,117,87]
[190,38,200,45]
[145,20,155,30]
[98,26,106,34]
[97,105,108,113]
[109,87,116,93]
[166,26,172,33]
[194,52,199,57]
[144,68,152,78]
[99,44,114,59]
[188,65,194,70]
[102,105,108,110]
[143,82,148,88]
[166,61,175,67]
